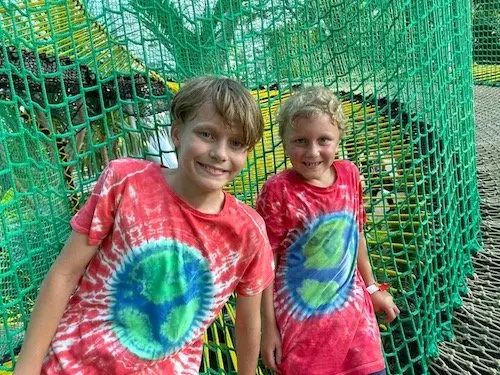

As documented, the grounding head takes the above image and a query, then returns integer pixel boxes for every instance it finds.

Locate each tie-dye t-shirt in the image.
[42,158,274,375]
[256,160,385,375]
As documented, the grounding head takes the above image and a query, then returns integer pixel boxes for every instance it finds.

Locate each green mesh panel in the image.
[473,0,500,85]
[0,0,487,374]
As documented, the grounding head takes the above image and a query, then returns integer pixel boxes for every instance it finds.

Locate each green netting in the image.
[428,85,500,375]
[0,0,485,374]
[472,0,500,85]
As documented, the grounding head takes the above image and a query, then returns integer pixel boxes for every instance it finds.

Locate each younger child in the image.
[256,87,399,375]
[14,76,274,375]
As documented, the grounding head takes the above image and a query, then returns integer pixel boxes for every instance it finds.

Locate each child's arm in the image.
[235,292,263,375]
[260,286,282,372]
[13,231,98,374]
[260,255,281,372]
[357,235,400,322]
[255,180,284,371]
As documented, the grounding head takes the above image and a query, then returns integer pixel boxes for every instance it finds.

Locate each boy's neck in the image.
[297,165,337,188]
[164,170,225,214]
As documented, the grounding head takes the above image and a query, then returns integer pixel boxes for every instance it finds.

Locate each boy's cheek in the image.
[235,152,249,168]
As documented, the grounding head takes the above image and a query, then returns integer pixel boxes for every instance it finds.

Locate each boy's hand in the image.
[370,290,400,323]
[261,321,282,373]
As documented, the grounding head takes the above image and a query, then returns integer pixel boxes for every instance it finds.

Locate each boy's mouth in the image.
[303,161,322,167]
[197,161,227,176]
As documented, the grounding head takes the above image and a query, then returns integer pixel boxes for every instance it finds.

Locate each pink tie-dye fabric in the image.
[41,158,274,375]
[256,160,385,375]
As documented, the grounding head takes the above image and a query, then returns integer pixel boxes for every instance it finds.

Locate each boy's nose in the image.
[209,143,228,161]
[307,144,320,156]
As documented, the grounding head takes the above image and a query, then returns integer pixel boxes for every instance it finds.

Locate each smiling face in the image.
[171,102,248,195]
[284,114,341,187]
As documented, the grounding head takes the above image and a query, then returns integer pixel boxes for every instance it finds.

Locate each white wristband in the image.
[366,284,380,295]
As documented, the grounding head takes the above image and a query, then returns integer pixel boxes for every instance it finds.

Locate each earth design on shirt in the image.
[108,238,215,360]
[281,212,358,319]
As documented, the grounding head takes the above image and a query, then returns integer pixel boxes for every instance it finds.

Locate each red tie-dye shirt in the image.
[42,158,274,375]
[256,160,385,375]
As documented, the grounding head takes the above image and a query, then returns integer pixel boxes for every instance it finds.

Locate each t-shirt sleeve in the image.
[235,216,275,297]
[255,181,288,255]
[70,162,121,246]
[352,163,367,232]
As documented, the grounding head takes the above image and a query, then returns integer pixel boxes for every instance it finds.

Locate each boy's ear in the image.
[171,120,181,149]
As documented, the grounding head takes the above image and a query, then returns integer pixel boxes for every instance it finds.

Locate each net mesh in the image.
[0,0,493,373]
[428,86,500,375]
[472,0,500,86]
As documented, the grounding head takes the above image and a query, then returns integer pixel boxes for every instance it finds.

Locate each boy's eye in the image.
[319,137,332,145]
[293,138,306,145]
[230,140,245,150]
[197,131,213,139]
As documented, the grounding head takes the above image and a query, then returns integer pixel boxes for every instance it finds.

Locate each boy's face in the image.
[284,113,340,187]
[172,102,248,194]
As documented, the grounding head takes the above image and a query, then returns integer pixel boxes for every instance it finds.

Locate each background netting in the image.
[433,1,500,373]
[0,0,495,373]
[472,0,500,86]
[427,86,500,375]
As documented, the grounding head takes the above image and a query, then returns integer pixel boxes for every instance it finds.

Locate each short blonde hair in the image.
[171,76,264,148]
[276,86,347,141]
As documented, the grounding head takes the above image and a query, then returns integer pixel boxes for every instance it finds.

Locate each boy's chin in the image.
[296,169,332,184]
[296,169,321,179]
[197,177,233,192]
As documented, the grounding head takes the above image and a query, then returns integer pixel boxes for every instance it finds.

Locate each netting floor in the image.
[429,86,500,375]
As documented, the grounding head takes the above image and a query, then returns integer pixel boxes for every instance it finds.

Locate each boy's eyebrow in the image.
[191,121,219,128]
[192,122,245,138]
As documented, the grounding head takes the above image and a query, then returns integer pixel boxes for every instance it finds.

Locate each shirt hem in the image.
[336,359,385,375]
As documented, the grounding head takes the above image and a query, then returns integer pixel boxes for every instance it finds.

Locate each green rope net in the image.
[429,85,500,375]
[0,0,490,373]
[473,0,500,86]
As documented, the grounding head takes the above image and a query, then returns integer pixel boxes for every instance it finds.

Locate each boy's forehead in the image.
[192,101,216,117]
[188,102,221,123]
[292,113,336,126]
[223,121,245,137]
[191,103,245,135]
[287,115,339,133]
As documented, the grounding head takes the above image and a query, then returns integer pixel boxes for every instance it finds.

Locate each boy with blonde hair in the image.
[257,86,399,375]
[15,76,274,375]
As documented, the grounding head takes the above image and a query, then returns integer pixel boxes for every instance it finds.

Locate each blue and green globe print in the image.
[109,238,214,360]
[283,211,358,319]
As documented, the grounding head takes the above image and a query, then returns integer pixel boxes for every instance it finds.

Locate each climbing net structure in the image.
[0,0,497,373]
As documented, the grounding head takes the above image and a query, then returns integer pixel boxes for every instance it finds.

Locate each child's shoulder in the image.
[106,157,156,172]
[229,197,268,235]
[105,158,158,179]
[334,159,359,172]
[231,197,265,224]
[261,169,294,190]
[334,159,362,179]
